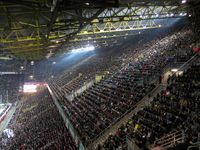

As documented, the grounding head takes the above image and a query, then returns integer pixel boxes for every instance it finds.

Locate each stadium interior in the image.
[0,0,200,150]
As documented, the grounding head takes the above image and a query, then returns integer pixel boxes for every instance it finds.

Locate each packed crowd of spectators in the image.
[51,56,122,95]
[0,74,23,103]
[100,57,200,150]
[49,27,197,147]
[0,59,24,72]
[51,28,196,96]
[0,88,77,150]
[0,27,197,150]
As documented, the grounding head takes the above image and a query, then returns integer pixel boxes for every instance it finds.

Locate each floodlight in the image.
[31,61,34,65]
[181,0,186,4]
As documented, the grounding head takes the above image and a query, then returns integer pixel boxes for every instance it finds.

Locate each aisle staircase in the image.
[153,130,185,149]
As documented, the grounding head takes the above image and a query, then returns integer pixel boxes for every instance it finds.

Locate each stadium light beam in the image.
[71,45,95,53]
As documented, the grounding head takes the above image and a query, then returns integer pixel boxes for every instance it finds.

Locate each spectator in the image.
[0,88,77,150]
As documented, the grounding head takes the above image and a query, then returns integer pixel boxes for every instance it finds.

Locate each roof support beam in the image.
[47,0,62,38]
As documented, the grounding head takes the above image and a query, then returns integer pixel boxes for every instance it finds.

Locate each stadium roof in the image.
[0,0,188,60]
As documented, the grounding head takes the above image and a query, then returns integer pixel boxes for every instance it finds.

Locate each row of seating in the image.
[49,28,196,146]
[101,58,200,150]
[52,58,121,95]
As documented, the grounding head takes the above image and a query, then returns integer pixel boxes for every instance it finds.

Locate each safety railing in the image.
[65,80,95,101]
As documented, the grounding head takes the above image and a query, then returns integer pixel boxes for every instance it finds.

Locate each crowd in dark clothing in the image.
[100,58,200,150]
[0,89,77,150]
[0,74,23,103]
[51,29,196,96]
[49,28,197,146]
[0,27,198,150]
[51,57,122,95]
[0,59,24,72]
